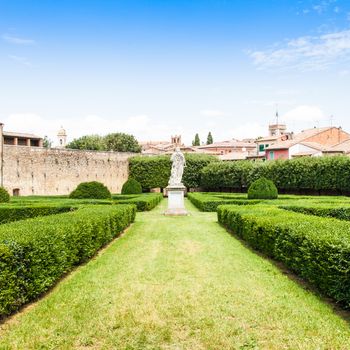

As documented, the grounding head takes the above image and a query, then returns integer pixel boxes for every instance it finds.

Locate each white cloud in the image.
[200,110,227,117]
[282,105,327,122]
[2,34,36,45]
[247,29,350,71]
[8,55,32,67]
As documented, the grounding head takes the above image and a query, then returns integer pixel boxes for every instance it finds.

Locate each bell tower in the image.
[57,127,67,148]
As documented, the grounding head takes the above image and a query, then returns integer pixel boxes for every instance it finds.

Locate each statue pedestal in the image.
[164,185,188,216]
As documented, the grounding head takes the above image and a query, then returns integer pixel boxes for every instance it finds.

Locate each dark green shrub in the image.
[0,204,136,316]
[121,178,142,194]
[129,154,217,190]
[247,177,278,199]
[0,187,10,203]
[217,204,350,307]
[69,181,111,199]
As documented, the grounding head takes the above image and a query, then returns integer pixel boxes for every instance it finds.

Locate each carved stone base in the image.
[164,185,188,216]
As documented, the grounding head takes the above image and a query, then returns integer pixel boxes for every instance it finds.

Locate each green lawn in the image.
[1,200,350,349]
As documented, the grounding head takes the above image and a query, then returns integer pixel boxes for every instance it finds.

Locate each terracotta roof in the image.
[299,142,330,151]
[220,152,248,161]
[327,139,350,153]
[3,131,42,139]
[255,136,280,142]
[198,140,255,149]
[266,127,340,151]
[291,152,315,157]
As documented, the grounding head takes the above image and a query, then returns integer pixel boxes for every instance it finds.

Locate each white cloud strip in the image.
[2,34,36,45]
[247,29,350,71]
[8,55,32,67]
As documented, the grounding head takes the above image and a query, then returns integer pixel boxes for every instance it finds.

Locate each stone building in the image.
[0,124,131,196]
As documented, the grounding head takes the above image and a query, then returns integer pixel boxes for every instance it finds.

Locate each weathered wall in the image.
[2,145,132,196]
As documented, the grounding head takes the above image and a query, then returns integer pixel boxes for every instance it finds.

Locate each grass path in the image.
[1,200,350,349]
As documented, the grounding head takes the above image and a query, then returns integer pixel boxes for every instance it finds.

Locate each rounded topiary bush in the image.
[121,178,142,194]
[247,177,278,200]
[69,181,111,199]
[0,187,10,203]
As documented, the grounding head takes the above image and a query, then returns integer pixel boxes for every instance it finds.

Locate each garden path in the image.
[1,200,350,349]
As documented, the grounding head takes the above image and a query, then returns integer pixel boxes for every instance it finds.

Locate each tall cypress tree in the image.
[192,133,200,146]
[206,132,213,145]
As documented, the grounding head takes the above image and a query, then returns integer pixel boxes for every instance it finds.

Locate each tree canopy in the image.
[66,133,141,153]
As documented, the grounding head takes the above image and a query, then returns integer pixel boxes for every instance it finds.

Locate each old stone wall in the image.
[2,146,132,196]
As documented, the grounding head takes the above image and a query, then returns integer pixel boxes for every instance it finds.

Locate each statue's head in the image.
[175,147,180,152]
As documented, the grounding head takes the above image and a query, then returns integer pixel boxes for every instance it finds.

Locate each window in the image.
[269,151,275,160]
[259,144,265,152]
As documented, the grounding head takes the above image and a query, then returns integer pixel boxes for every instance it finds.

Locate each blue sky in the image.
[1,0,350,145]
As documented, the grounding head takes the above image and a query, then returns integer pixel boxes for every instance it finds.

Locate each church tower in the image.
[269,109,287,137]
[57,127,67,148]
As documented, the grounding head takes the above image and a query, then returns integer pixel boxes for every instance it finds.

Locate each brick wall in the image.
[305,128,349,146]
[2,146,132,196]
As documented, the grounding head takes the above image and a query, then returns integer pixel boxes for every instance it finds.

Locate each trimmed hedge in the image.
[0,205,73,225]
[69,181,111,199]
[218,204,350,307]
[247,177,278,199]
[187,192,261,212]
[0,204,136,317]
[280,204,350,221]
[121,178,142,194]
[201,156,350,194]
[113,193,163,211]
[0,187,10,203]
[201,161,254,190]
[129,154,218,189]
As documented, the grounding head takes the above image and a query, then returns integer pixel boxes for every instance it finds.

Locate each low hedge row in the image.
[280,204,350,221]
[0,205,73,225]
[218,204,350,307]
[187,193,261,212]
[129,154,218,189]
[113,193,163,211]
[0,204,136,317]
[201,156,350,193]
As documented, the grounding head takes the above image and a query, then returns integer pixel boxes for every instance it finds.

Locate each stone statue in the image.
[168,147,186,186]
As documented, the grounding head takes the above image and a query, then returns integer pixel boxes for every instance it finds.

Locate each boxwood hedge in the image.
[0,205,73,225]
[218,204,350,307]
[113,193,163,211]
[0,204,136,317]
[129,154,218,189]
[280,204,350,221]
[201,156,350,194]
[187,192,261,211]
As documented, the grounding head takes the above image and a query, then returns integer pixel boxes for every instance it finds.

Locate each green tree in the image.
[206,132,213,145]
[192,133,200,146]
[66,135,104,151]
[104,133,141,153]
[43,136,52,148]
